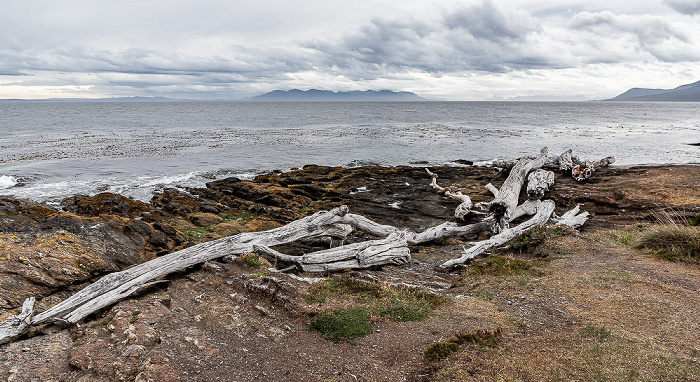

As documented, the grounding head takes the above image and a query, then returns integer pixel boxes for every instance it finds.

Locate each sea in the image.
[1,101,698,205]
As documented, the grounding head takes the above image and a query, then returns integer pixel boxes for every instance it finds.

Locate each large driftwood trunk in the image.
[489,147,549,222]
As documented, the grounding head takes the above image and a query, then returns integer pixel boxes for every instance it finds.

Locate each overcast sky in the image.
[1,0,699,100]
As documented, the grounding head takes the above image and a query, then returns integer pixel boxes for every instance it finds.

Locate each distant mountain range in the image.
[248,89,425,102]
[607,80,700,101]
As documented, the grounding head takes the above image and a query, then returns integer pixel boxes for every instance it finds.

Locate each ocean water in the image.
[1,101,698,203]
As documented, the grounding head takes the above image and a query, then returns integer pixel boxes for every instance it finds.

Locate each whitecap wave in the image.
[0,175,17,189]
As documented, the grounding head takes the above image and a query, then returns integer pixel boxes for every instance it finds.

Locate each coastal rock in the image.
[61,193,150,217]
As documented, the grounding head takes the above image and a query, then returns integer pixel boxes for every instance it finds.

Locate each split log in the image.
[254,232,411,273]
[489,147,549,223]
[425,168,472,219]
[526,169,555,199]
[440,200,556,269]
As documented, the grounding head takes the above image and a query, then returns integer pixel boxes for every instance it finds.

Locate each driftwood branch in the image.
[426,168,473,220]
[440,200,556,269]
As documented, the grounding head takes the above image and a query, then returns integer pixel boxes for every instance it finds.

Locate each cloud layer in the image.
[1,0,699,99]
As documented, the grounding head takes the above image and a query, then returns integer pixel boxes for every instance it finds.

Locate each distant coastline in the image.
[606,80,700,102]
[246,89,426,102]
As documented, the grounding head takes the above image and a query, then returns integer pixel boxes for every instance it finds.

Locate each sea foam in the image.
[0,175,17,189]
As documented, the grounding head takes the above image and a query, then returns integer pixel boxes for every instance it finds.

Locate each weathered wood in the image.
[425,168,473,220]
[490,147,549,222]
[254,232,411,273]
[572,156,615,181]
[331,213,490,245]
[23,206,351,328]
[552,204,589,228]
[441,200,556,269]
[0,297,35,345]
[527,169,555,199]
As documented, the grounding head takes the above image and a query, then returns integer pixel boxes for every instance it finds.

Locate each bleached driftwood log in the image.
[488,147,549,226]
[572,156,615,181]
[425,168,472,220]
[254,232,411,273]
[527,169,555,199]
[0,206,356,344]
[441,200,556,269]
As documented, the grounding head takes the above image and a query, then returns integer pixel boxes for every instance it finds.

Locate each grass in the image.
[306,278,451,341]
[509,225,575,258]
[597,211,700,264]
[469,255,535,276]
[423,328,502,362]
[634,223,700,263]
[220,211,256,223]
[308,307,373,342]
[182,226,211,243]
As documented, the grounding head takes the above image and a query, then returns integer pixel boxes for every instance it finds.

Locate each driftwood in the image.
[1,147,598,345]
[527,169,555,199]
[426,168,472,219]
[572,156,615,181]
[441,200,556,269]
[254,232,411,273]
[0,297,35,345]
[489,147,549,220]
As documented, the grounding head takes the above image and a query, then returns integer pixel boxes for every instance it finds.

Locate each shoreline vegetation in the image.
[1,162,699,381]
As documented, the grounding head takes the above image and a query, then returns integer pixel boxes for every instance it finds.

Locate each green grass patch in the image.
[423,340,460,362]
[306,279,451,341]
[308,307,373,342]
[469,255,533,276]
[304,278,382,304]
[634,224,700,264]
[423,328,503,362]
[509,225,574,258]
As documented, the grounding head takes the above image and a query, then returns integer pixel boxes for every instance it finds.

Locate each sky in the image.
[1,0,699,101]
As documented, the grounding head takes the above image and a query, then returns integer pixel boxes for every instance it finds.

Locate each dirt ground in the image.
[1,164,699,381]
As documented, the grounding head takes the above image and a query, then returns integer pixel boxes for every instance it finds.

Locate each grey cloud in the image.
[664,0,700,15]
[444,0,541,41]
[567,11,699,62]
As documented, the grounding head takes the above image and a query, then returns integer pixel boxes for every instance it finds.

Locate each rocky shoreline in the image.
[1,163,699,381]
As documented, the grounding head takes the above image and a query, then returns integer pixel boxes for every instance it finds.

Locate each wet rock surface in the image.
[1,164,699,381]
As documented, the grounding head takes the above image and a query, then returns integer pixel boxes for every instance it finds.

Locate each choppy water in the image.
[1,101,698,203]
